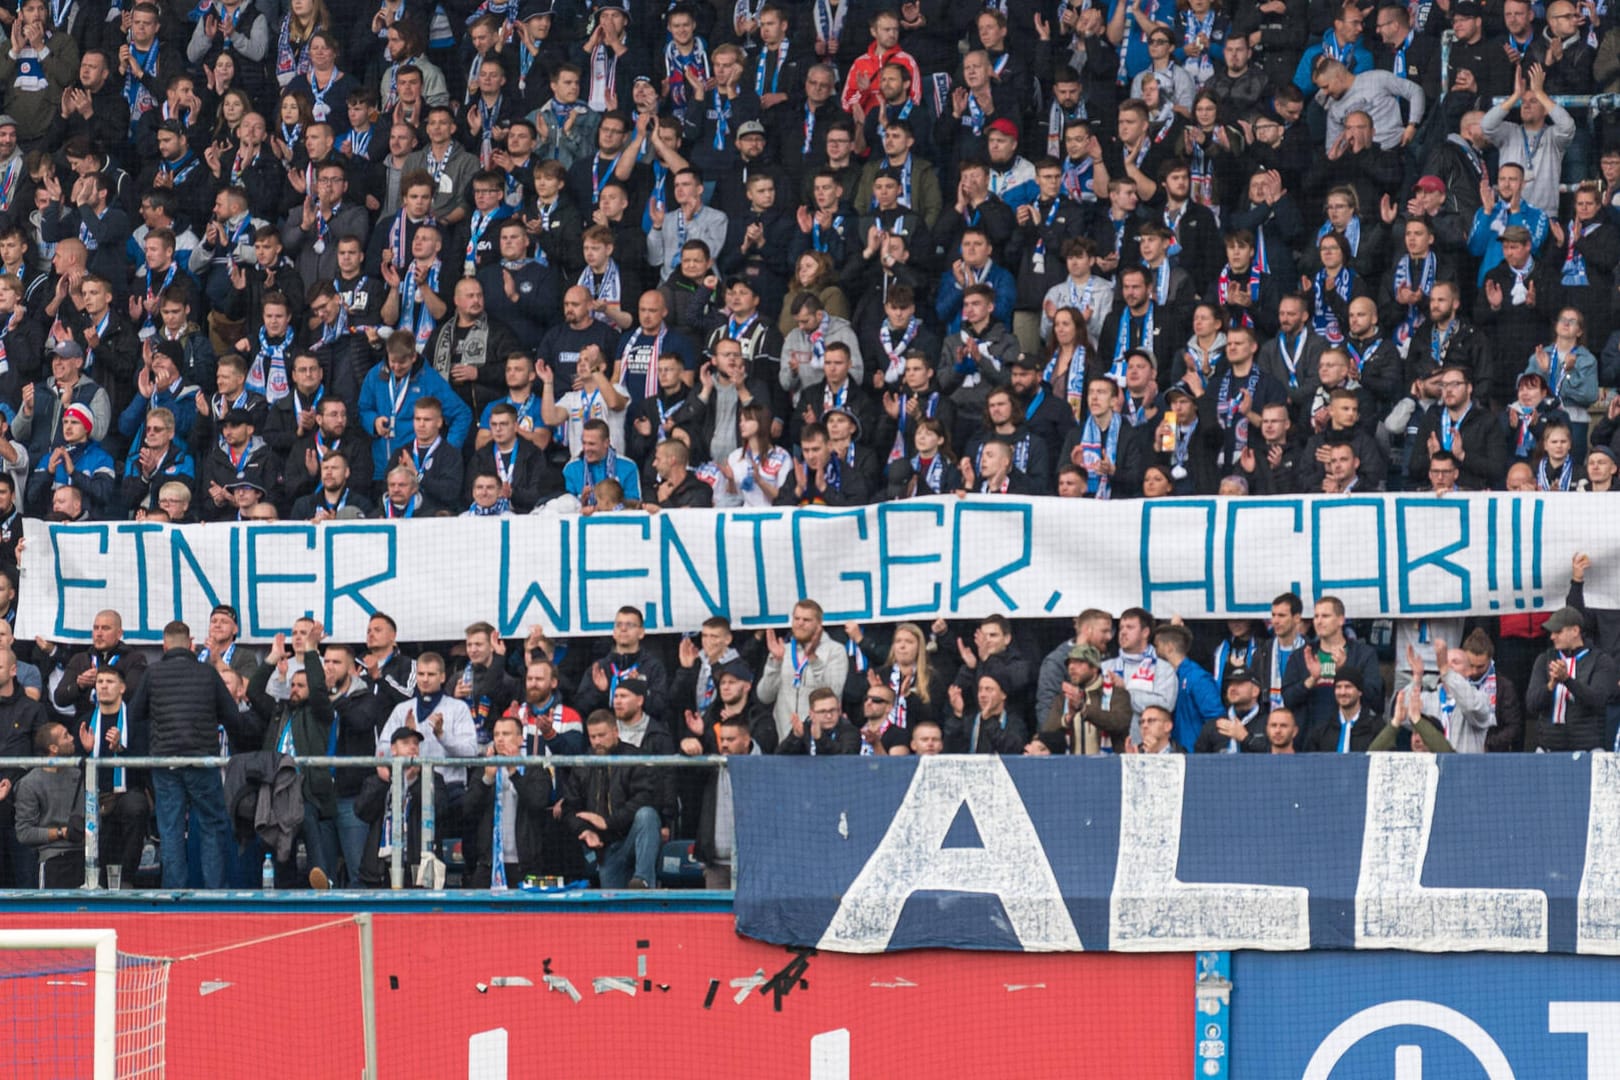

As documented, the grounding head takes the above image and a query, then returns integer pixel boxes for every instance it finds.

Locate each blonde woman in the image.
[848,622,947,743]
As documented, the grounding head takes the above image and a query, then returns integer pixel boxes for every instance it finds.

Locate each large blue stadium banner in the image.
[18,492,1620,642]
[729,755,1620,956]
[1228,951,1620,1079]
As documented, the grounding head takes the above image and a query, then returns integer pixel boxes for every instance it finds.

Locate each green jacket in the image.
[1368,715,1455,754]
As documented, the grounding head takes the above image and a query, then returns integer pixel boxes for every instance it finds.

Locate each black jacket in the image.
[1526,29,1597,96]
[773,456,876,505]
[51,643,148,716]
[1373,33,1442,99]
[0,683,45,786]
[689,698,778,756]
[355,769,448,887]
[132,646,250,757]
[1546,218,1620,347]
[1474,259,1555,406]
[198,442,282,520]
[1525,644,1618,753]
[561,743,660,845]
[1356,334,1415,411]
[573,649,671,720]
[77,700,149,793]
[331,680,385,799]
[462,760,555,883]
[950,643,1033,701]
[465,439,563,514]
[1403,318,1495,401]
[1302,709,1383,753]
[1096,301,1188,388]
[776,718,863,755]
[1237,436,1306,495]
[392,438,465,514]
[1155,200,1224,297]
[290,487,378,520]
[1193,706,1272,754]
[643,472,715,510]
[282,431,374,502]
[1280,639,1386,732]
[886,452,966,499]
[1057,417,1148,498]
[1299,426,1389,492]
[626,387,704,464]
[942,708,1028,754]
[1148,391,1225,496]
[450,660,516,744]
[1408,399,1506,490]
[423,316,523,419]
[365,650,418,714]
[1422,135,1493,221]
[1009,195,1088,310]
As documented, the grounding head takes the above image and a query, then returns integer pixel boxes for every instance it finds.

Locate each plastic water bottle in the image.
[261,854,274,891]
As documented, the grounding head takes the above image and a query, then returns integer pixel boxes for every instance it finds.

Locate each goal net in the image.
[0,929,170,1080]
[0,917,381,1079]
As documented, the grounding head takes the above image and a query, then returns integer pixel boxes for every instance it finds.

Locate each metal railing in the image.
[1438,28,1620,126]
[0,754,728,894]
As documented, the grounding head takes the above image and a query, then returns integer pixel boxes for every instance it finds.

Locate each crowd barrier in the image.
[0,754,722,893]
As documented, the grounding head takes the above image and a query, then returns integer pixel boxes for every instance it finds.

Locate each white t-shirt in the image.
[722,445,794,507]
[555,381,629,456]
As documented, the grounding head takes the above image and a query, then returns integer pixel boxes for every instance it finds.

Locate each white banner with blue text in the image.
[15,493,1613,643]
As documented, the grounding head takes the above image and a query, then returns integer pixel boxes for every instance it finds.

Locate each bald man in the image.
[41,238,90,324]
[53,609,148,714]
[536,284,623,388]
[1343,293,1406,410]
[423,276,521,419]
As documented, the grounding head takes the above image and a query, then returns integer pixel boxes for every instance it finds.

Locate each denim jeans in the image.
[153,767,228,889]
[597,805,661,887]
[335,796,371,887]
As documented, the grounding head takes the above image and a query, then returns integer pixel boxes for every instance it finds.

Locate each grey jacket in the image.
[781,314,866,389]
[938,321,1022,398]
[14,764,83,862]
[224,750,305,862]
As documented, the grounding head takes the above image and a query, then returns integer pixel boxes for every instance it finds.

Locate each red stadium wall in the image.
[2,910,1190,1079]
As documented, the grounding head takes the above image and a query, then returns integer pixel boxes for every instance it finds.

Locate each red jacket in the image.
[1498,613,1550,639]
[841,44,921,113]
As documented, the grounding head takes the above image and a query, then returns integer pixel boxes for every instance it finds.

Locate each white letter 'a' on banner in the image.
[1109,754,1310,951]
[817,757,1082,954]
[1577,753,1620,954]
[1357,755,1547,951]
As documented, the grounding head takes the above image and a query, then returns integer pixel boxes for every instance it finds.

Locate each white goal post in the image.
[0,928,118,1080]
[0,916,372,1079]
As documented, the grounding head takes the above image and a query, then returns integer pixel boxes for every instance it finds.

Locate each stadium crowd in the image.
[0,0,1615,889]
